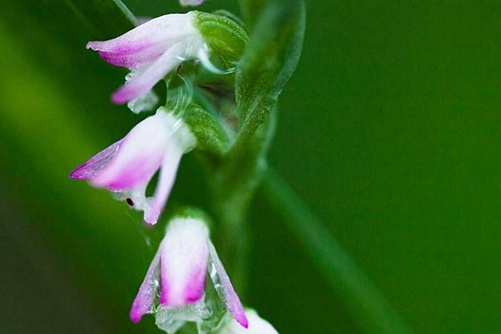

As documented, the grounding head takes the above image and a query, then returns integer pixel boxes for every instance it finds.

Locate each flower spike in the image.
[70,108,196,225]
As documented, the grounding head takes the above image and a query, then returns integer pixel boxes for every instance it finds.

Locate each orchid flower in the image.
[179,0,206,7]
[130,217,248,333]
[87,12,211,109]
[217,309,279,334]
[69,108,196,225]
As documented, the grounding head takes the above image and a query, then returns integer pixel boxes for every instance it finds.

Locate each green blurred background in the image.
[1,1,500,333]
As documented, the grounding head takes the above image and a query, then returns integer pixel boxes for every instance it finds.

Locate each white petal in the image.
[159,218,210,306]
[217,309,279,334]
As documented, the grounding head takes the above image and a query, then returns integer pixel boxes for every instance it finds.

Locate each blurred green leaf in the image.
[238,0,265,28]
[64,0,137,38]
[261,169,413,334]
[0,1,160,333]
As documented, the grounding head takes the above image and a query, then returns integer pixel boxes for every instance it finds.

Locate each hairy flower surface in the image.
[217,309,278,334]
[70,108,195,224]
[130,217,248,332]
[87,12,207,106]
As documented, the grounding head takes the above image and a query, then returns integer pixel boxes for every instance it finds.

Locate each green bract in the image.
[194,11,249,68]
[181,103,231,156]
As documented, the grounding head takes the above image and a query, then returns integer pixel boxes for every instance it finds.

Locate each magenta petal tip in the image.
[233,307,249,329]
[129,308,143,323]
[239,317,249,329]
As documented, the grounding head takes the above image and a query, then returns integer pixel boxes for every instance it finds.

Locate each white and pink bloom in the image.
[130,217,248,333]
[87,12,209,108]
[179,0,206,7]
[70,108,196,225]
[217,309,279,334]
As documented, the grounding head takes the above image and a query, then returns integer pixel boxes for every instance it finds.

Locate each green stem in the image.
[211,177,253,296]
[261,169,414,334]
[209,109,276,297]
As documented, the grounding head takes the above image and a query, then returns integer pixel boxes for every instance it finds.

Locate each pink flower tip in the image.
[129,308,143,323]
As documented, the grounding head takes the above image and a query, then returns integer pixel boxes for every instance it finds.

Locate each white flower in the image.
[130,217,248,333]
[87,12,207,106]
[70,108,195,225]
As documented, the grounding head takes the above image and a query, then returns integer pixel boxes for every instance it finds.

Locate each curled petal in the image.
[130,249,161,323]
[208,242,248,328]
[159,218,209,307]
